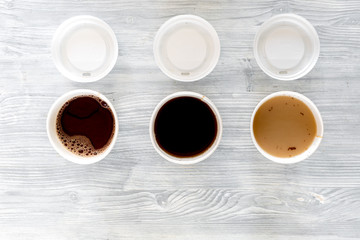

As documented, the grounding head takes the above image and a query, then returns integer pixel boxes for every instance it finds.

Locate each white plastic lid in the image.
[154,15,220,82]
[52,16,118,82]
[254,14,320,80]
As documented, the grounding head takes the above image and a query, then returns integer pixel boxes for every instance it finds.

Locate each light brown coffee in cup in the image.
[253,96,317,158]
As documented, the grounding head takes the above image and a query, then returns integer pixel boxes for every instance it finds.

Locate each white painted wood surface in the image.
[1,0,360,239]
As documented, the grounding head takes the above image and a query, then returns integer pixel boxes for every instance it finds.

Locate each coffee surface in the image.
[56,96,115,156]
[154,96,217,158]
[253,96,317,158]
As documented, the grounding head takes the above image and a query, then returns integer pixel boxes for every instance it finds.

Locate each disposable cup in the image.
[149,91,222,164]
[254,14,320,80]
[154,15,220,82]
[52,16,118,82]
[47,89,118,164]
[250,91,323,164]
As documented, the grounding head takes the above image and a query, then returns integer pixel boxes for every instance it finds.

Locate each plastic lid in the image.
[154,15,220,82]
[254,14,320,80]
[52,16,118,82]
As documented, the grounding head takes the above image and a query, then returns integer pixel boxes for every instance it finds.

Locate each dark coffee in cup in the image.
[56,95,115,157]
[154,96,218,158]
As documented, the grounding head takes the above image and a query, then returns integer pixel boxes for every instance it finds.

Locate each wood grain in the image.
[1,0,360,239]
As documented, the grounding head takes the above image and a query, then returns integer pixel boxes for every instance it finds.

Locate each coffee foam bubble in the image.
[56,95,115,157]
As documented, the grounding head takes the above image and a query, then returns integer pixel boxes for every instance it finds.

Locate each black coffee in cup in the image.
[56,95,115,157]
[154,96,217,157]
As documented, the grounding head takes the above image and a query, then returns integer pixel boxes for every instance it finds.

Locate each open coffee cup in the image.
[150,91,222,164]
[47,89,118,164]
[251,91,323,164]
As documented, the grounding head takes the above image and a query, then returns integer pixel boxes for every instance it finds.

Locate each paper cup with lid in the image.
[254,14,320,80]
[52,15,118,82]
[154,15,221,82]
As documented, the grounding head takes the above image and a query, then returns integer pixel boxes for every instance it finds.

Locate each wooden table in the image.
[1,0,359,239]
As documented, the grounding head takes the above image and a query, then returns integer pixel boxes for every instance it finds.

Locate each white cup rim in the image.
[250,91,323,164]
[253,13,320,81]
[153,15,221,82]
[52,15,118,82]
[149,91,222,164]
[46,89,118,164]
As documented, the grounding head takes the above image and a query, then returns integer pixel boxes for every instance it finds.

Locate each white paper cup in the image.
[149,91,222,164]
[47,89,118,164]
[52,16,118,82]
[250,91,323,164]
[254,14,320,80]
[154,15,220,82]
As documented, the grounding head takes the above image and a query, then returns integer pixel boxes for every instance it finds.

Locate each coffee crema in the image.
[56,95,115,157]
[154,96,217,158]
[253,96,317,158]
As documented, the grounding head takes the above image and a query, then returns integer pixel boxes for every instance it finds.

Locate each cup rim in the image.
[153,14,221,82]
[46,89,118,164]
[250,91,324,164]
[52,15,118,83]
[253,13,320,81]
[149,91,222,164]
